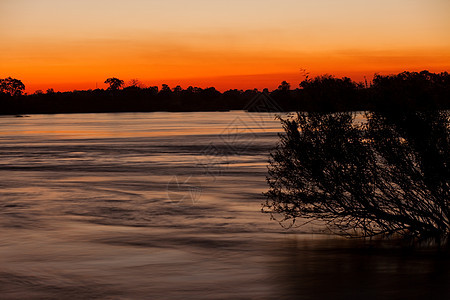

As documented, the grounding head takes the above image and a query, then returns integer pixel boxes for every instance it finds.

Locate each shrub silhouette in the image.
[263,110,449,240]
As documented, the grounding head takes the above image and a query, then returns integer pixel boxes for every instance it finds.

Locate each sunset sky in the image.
[1,0,449,93]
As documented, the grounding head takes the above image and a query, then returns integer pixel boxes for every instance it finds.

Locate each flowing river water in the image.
[0,112,448,299]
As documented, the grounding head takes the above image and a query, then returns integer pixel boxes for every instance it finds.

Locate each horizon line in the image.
[7,68,449,94]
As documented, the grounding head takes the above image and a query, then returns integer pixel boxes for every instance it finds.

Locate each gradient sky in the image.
[1,0,449,92]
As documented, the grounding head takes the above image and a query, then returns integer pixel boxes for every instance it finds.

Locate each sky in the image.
[1,0,449,92]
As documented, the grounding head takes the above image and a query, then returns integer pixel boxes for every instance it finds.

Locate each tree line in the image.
[1,70,449,115]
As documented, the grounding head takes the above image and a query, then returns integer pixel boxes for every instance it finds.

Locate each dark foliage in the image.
[104,77,124,91]
[263,110,449,240]
[298,75,364,111]
[0,77,25,96]
[371,71,450,110]
[0,71,449,115]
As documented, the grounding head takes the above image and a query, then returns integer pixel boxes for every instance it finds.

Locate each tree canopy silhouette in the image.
[104,77,124,91]
[298,75,363,111]
[0,77,25,96]
[371,70,450,110]
[278,81,291,91]
[263,110,449,240]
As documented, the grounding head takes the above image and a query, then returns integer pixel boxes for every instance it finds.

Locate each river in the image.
[0,112,448,299]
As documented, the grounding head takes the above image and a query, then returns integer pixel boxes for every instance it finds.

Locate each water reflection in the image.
[270,237,450,299]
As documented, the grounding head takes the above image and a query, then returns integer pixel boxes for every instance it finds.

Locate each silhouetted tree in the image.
[173,85,182,93]
[161,84,171,93]
[264,111,449,240]
[0,77,25,96]
[278,81,291,91]
[145,86,159,94]
[371,71,450,110]
[104,77,124,91]
[127,78,145,89]
[298,75,362,111]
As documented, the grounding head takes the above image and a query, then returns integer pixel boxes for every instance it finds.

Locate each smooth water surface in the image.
[0,112,448,299]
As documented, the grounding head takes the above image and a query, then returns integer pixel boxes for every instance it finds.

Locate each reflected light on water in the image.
[0,112,448,299]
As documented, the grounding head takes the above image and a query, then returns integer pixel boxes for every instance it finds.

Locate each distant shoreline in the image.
[1,71,449,115]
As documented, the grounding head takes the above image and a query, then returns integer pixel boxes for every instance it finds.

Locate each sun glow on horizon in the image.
[1,0,449,93]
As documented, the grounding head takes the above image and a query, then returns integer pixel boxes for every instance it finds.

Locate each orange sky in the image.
[1,0,449,93]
